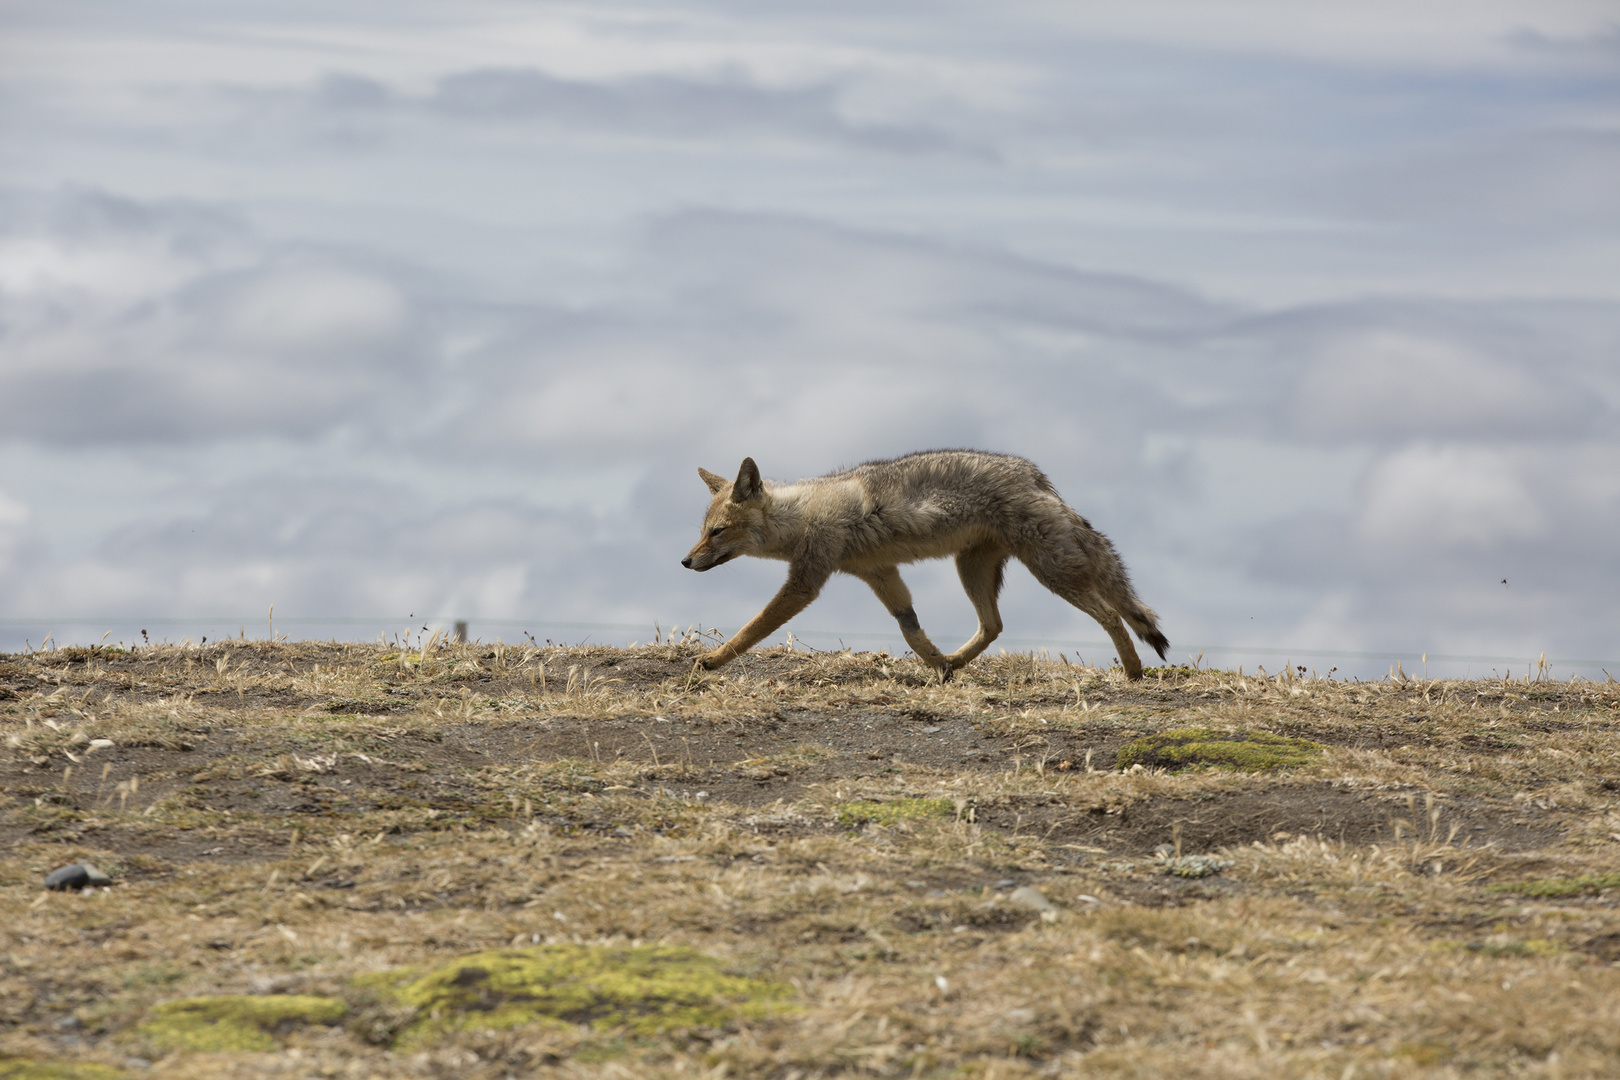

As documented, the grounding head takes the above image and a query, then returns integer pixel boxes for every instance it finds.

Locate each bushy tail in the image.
[1123,602,1169,661]
[1067,506,1168,660]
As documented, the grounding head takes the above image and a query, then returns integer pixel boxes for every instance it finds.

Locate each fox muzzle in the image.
[682,549,736,571]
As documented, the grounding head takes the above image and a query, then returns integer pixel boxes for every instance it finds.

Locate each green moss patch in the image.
[1116,728,1324,772]
[0,1064,128,1080]
[1487,872,1620,899]
[835,797,957,828]
[137,994,347,1053]
[357,944,793,1046]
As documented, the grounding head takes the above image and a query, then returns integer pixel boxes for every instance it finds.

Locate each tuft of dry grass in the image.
[2,640,1620,1077]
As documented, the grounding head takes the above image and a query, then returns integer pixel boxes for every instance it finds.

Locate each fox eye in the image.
[708,525,725,537]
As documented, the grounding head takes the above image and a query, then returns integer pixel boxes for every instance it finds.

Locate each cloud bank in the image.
[2,2,1618,675]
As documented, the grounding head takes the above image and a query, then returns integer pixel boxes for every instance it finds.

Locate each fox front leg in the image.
[699,565,830,670]
[852,566,954,683]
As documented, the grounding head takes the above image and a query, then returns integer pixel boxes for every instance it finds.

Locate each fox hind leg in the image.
[1020,551,1148,681]
[855,566,952,677]
[1098,611,1145,680]
[943,542,1009,675]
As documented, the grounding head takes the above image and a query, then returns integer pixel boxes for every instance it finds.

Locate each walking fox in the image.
[682,450,1168,680]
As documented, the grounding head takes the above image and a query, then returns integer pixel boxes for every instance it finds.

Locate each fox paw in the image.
[937,662,955,684]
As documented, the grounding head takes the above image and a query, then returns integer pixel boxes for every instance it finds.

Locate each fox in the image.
[681,450,1168,681]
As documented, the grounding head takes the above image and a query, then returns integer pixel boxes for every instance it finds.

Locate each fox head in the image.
[682,457,767,571]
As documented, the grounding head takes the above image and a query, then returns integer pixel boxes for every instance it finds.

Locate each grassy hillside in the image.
[3,639,1619,1078]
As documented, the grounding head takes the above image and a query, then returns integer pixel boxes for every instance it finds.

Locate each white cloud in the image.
[1293,329,1563,438]
[217,264,406,353]
[1357,444,1548,549]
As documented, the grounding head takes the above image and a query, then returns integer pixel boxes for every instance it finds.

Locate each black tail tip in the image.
[1145,630,1169,661]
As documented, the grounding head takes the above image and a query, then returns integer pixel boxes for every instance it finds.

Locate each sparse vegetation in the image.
[1115,726,1325,771]
[3,638,1620,1077]
[1489,872,1620,899]
[835,797,959,827]
[137,994,347,1053]
[358,944,794,1047]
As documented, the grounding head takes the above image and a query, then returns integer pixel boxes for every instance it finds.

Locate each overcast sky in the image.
[2,1,1617,676]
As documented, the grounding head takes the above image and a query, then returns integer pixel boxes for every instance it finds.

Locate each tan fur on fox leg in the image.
[854,566,952,677]
[1100,613,1144,680]
[700,567,828,670]
[943,543,1007,674]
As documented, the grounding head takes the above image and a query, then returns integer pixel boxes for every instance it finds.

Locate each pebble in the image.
[43,863,112,891]
[1160,855,1231,879]
[1007,885,1058,913]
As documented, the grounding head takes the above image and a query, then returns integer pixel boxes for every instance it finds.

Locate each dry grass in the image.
[3,640,1620,1077]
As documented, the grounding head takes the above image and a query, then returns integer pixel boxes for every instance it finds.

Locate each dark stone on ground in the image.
[44,862,111,891]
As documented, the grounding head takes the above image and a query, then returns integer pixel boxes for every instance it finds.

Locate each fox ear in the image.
[731,457,762,502]
[698,467,727,495]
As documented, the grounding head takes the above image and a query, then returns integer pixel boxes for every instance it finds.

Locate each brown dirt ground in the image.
[2,646,1563,869]
[4,640,1619,1078]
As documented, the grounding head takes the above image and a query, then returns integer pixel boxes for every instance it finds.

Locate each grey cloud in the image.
[5,476,642,624]
[1211,300,1617,443]
[1328,127,1620,229]
[642,211,1235,340]
[430,68,969,155]
[6,192,1620,670]
[290,67,973,157]
[1241,437,1620,658]
[427,211,1223,480]
[0,488,31,573]
[0,188,427,443]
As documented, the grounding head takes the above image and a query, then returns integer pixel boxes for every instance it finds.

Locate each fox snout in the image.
[682,545,716,571]
[683,541,736,571]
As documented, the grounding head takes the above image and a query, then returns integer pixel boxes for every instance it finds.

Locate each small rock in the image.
[1160,855,1231,879]
[1007,885,1058,914]
[44,864,89,891]
[88,738,115,751]
[994,879,1017,890]
[1154,844,1176,858]
[43,862,112,891]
